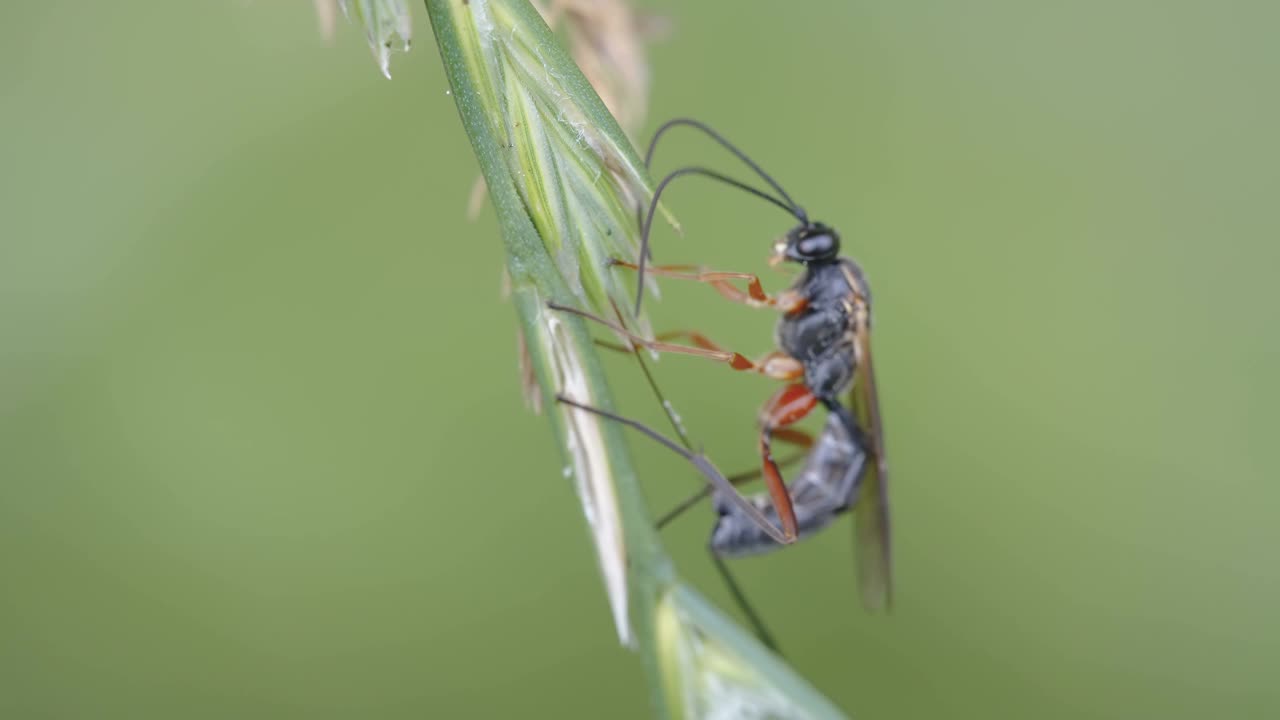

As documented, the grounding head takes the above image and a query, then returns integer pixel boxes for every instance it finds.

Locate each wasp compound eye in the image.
[790,225,840,262]
[798,233,834,258]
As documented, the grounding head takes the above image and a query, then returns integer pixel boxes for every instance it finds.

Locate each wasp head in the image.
[770,222,841,266]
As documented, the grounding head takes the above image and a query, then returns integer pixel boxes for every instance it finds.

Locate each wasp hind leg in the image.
[555,395,794,546]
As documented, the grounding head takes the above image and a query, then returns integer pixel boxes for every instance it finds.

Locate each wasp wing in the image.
[851,309,892,611]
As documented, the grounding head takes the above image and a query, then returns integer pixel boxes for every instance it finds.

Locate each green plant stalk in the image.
[420,1,850,717]
[425,0,674,713]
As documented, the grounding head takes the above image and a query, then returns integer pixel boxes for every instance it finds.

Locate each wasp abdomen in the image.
[710,413,868,557]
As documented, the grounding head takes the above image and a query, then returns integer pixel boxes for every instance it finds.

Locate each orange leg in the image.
[655,428,815,529]
[594,329,726,353]
[610,260,807,313]
[556,394,794,546]
[594,329,804,381]
[769,428,817,449]
[758,383,821,542]
[552,302,803,378]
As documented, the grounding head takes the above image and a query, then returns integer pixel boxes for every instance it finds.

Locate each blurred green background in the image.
[3,1,1278,718]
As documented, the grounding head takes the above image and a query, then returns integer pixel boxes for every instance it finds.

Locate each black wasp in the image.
[553,118,891,611]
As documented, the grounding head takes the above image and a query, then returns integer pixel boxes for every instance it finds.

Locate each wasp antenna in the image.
[635,165,798,316]
[645,118,806,219]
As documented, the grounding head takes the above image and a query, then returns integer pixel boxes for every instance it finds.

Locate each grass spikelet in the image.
[339,0,413,78]
[417,1,852,716]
